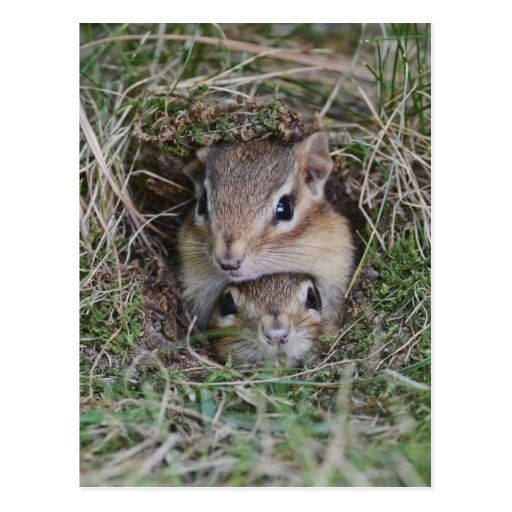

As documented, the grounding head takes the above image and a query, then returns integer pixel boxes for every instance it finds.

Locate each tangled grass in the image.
[79,23,431,486]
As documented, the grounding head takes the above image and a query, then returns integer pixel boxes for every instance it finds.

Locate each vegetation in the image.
[79,23,431,486]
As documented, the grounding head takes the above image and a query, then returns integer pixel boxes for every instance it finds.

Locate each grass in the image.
[79,23,431,486]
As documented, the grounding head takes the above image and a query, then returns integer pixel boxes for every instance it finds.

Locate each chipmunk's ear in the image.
[196,146,210,164]
[183,146,210,193]
[296,133,333,196]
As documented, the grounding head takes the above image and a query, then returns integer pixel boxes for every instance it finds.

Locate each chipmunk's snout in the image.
[263,326,290,345]
[262,313,291,345]
[214,238,247,274]
[217,257,244,271]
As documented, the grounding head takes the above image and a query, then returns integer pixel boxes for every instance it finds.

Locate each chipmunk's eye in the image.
[275,195,294,222]
[197,189,208,217]
[305,286,320,311]
[220,292,237,317]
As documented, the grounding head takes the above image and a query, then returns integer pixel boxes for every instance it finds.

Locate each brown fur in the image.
[208,274,322,367]
[177,133,356,328]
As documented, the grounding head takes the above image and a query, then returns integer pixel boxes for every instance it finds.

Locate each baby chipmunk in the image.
[178,133,355,329]
[208,274,322,367]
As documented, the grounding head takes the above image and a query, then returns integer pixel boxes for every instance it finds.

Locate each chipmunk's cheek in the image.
[257,333,278,358]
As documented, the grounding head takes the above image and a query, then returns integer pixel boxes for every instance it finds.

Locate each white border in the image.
[2,2,512,511]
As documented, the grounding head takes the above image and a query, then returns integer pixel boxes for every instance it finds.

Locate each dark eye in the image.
[275,195,294,222]
[220,292,237,317]
[197,189,208,217]
[305,287,320,311]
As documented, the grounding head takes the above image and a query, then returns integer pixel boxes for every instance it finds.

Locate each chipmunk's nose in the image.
[214,239,246,273]
[263,327,290,345]
[216,256,244,271]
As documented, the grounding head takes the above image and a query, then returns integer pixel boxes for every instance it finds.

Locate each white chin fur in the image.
[227,272,251,282]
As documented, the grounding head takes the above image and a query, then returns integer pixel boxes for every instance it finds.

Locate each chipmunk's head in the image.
[184,133,333,281]
[208,274,323,367]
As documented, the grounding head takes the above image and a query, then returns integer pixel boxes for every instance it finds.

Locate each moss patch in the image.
[134,92,306,156]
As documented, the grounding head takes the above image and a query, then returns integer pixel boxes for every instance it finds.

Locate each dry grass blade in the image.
[80,33,373,80]
[80,102,163,246]
[185,317,226,370]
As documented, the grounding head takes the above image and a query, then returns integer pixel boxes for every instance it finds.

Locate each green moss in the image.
[134,94,305,156]
[80,230,143,366]
[81,290,142,353]
[359,235,431,351]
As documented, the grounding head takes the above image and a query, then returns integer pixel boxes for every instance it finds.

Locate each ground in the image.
[79,23,431,486]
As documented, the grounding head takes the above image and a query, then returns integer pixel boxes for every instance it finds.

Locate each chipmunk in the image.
[178,133,356,329]
[208,274,323,367]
